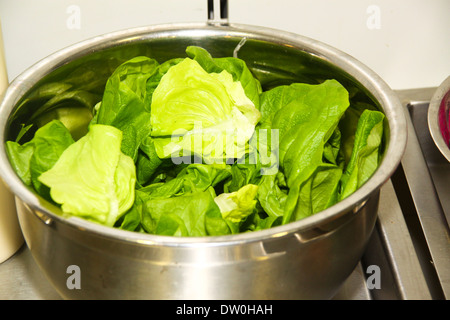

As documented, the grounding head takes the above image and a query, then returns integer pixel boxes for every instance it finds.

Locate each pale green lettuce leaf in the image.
[185,46,262,109]
[38,124,136,226]
[214,184,258,224]
[150,58,261,163]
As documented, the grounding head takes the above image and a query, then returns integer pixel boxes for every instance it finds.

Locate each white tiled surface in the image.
[0,0,449,90]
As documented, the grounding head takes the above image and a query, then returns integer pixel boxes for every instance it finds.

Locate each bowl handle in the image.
[207,0,229,26]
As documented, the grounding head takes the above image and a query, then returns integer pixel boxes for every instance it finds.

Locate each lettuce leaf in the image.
[150,58,261,163]
[138,163,231,198]
[5,120,75,200]
[38,124,136,226]
[186,46,262,109]
[5,46,386,237]
[125,187,230,236]
[224,156,262,193]
[95,56,158,161]
[258,80,350,224]
[295,163,343,220]
[214,184,258,224]
[256,172,288,218]
[135,135,163,187]
[339,109,385,199]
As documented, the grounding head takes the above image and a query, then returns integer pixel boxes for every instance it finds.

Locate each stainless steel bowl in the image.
[0,22,407,299]
[428,76,450,162]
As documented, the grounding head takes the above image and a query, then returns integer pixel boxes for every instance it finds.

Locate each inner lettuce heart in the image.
[150,58,261,164]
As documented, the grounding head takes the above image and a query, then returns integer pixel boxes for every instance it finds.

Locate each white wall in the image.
[1,0,449,90]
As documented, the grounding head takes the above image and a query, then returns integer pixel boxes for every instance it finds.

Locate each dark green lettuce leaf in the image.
[224,160,262,193]
[339,109,385,199]
[135,135,163,187]
[123,187,230,236]
[138,163,231,198]
[95,56,159,161]
[295,163,343,220]
[258,80,350,224]
[5,120,74,201]
[256,172,288,218]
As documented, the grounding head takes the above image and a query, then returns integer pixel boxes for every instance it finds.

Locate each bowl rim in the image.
[428,75,450,162]
[0,22,407,246]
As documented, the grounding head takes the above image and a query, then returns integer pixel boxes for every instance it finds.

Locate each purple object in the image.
[428,76,450,162]
[438,90,450,147]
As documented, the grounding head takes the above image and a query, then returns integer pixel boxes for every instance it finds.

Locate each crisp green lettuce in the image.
[38,124,136,226]
[214,184,258,223]
[94,56,158,161]
[339,109,385,199]
[150,58,261,163]
[5,120,75,200]
[117,163,233,235]
[139,163,231,198]
[257,80,350,223]
[296,163,343,220]
[5,46,386,236]
[122,187,230,236]
[186,46,262,109]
